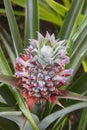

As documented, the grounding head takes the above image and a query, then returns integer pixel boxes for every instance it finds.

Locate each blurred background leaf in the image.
[58,0,85,39]
[24,0,39,47]
[0,47,12,75]
[0,116,20,130]
[38,102,87,130]
[3,0,23,56]
[0,26,15,69]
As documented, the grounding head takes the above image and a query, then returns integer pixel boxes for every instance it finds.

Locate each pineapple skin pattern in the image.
[15,32,72,110]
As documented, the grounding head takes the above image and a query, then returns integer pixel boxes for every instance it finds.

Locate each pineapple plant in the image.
[15,32,72,110]
[0,0,87,129]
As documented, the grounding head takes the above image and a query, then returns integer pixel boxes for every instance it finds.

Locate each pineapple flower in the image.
[15,32,73,110]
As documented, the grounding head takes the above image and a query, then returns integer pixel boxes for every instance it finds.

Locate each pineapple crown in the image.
[28,32,69,68]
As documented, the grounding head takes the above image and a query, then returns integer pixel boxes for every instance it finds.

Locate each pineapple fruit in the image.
[15,32,72,110]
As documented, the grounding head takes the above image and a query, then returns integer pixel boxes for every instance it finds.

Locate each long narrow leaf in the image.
[69,73,87,94]
[0,8,25,16]
[11,0,25,8]
[58,0,85,39]
[52,116,67,130]
[82,0,87,15]
[63,0,71,8]
[0,47,18,106]
[0,74,39,130]
[0,116,20,130]
[46,0,68,17]
[39,1,63,26]
[82,57,87,72]
[0,110,33,130]
[57,90,87,101]
[0,85,17,106]
[0,75,18,88]
[38,102,87,130]
[78,108,87,130]
[67,17,87,78]
[72,17,87,42]
[1,1,84,27]
[3,0,23,56]
[24,0,39,47]
[0,26,16,69]
[69,36,87,81]
[0,47,12,75]
[0,107,16,112]
[0,7,62,26]
[13,89,39,130]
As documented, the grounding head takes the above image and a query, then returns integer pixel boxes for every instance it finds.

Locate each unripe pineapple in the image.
[15,32,72,109]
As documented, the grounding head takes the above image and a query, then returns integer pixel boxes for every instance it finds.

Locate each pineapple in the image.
[15,32,72,110]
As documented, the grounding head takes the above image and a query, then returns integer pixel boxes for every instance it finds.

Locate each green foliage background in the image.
[0,0,87,130]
